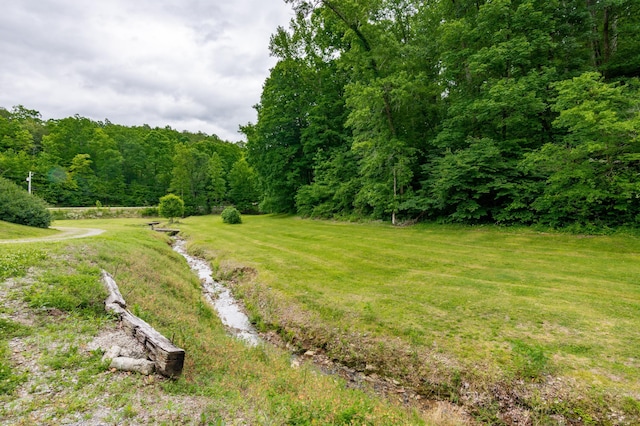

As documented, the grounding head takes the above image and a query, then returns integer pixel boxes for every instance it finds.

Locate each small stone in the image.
[102,345,121,362]
[365,364,376,371]
[304,350,315,357]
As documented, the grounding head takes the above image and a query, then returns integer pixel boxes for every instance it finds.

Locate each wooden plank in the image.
[101,270,185,378]
[119,310,185,377]
[153,228,180,236]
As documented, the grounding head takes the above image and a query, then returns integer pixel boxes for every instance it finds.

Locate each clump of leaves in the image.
[221,207,242,224]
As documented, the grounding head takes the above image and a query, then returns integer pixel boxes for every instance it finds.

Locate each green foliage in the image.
[207,152,226,206]
[24,272,108,317]
[0,318,31,394]
[0,248,46,280]
[221,206,242,224]
[0,318,31,340]
[0,106,242,211]
[170,143,210,215]
[524,72,640,227]
[42,346,106,373]
[0,346,27,395]
[139,206,158,217]
[227,159,259,213]
[158,194,185,222]
[240,0,640,230]
[3,0,640,230]
[0,177,51,228]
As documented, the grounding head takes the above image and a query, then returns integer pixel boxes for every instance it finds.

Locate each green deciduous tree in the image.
[524,72,640,227]
[207,152,226,207]
[158,193,185,223]
[228,158,260,213]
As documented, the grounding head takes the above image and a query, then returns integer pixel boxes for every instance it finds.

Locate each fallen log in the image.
[101,271,185,378]
[102,270,126,308]
[110,357,155,375]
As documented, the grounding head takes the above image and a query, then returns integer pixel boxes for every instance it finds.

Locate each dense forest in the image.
[2,0,639,229]
[0,106,260,215]
[243,0,640,229]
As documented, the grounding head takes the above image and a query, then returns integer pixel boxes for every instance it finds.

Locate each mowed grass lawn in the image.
[0,220,59,240]
[180,215,640,401]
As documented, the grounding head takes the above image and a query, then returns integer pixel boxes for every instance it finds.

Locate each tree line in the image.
[243,0,640,230]
[0,106,260,215]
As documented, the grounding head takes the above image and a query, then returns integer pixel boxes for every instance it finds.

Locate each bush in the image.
[158,194,185,223]
[0,177,51,228]
[221,207,242,224]
[139,206,159,217]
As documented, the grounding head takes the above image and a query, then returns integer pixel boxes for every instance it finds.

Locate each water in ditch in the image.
[172,238,261,346]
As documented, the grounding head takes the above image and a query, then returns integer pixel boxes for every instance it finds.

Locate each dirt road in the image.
[0,227,105,244]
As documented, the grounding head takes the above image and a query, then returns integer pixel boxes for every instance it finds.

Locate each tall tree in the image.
[228,158,260,213]
[170,143,210,214]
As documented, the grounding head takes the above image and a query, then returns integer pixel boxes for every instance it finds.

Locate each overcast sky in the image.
[0,0,293,141]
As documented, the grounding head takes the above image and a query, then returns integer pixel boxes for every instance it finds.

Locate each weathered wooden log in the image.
[101,270,126,309]
[110,357,155,375]
[119,309,185,377]
[101,271,185,378]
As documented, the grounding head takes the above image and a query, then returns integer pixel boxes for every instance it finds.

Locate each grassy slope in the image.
[178,215,640,423]
[0,218,429,425]
[0,220,58,239]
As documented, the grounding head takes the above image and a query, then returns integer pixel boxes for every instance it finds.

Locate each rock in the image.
[109,357,155,375]
[102,345,121,362]
[304,350,315,357]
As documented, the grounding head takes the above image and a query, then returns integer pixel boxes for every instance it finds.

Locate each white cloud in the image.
[0,0,292,141]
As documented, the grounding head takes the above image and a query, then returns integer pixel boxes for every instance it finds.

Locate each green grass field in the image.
[0,220,58,240]
[2,215,639,424]
[176,214,640,423]
[0,218,432,425]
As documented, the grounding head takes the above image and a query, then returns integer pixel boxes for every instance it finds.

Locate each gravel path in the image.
[0,227,105,244]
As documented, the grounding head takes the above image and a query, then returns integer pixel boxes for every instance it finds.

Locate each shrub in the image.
[221,206,242,224]
[139,206,159,217]
[158,194,185,223]
[0,177,51,228]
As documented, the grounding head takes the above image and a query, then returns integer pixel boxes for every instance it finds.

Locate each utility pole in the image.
[26,171,32,194]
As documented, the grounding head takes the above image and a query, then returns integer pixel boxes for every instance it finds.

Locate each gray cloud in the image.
[0,0,292,141]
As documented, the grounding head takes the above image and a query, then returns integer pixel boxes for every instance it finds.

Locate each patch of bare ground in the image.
[0,276,219,426]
